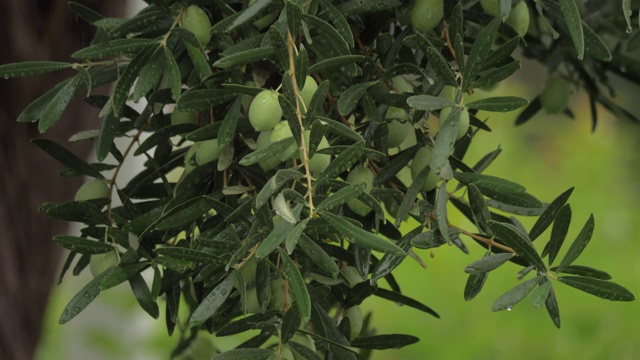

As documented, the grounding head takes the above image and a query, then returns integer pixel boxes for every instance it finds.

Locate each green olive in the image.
[410,146,440,192]
[343,305,363,340]
[249,0,279,30]
[270,121,298,161]
[290,334,316,360]
[340,266,364,288]
[276,346,295,360]
[75,179,109,201]
[90,251,118,277]
[249,90,282,132]
[541,76,570,114]
[439,107,470,140]
[269,278,291,311]
[300,75,318,111]
[391,76,414,94]
[506,1,530,37]
[300,130,330,175]
[195,139,221,165]
[345,165,375,216]
[239,257,258,286]
[480,0,500,17]
[256,131,281,171]
[171,109,197,126]
[179,5,212,46]
[411,0,444,33]
[244,287,262,313]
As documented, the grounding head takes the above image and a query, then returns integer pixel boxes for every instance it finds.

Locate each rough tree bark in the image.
[0,1,126,359]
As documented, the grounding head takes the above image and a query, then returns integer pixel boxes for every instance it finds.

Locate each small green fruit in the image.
[345,165,375,216]
[239,257,258,286]
[195,139,221,165]
[300,130,330,175]
[249,0,279,30]
[479,0,500,17]
[269,278,291,311]
[256,131,281,171]
[343,305,363,340]
[391,76,414,94]
[440,107,470,140]
[541,76,570,114]
[340,266,364,287]
[180,5,212,46]
[249,90,282,132]
[244,287,262,313]
[506,1,530,37]
[171,109,197,126]
[74,179,109,201]
[90,251,118,277]
[411,0,444,33]
[300,76,318,110]
[290,334,316,360]
[410,146,440,192]
[277,346,295,360]
[270,121,298,161]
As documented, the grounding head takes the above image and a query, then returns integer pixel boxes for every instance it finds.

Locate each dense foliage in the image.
[1,0,637,358]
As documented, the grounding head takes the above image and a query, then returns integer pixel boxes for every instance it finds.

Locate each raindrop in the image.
[221,289,227,296]
[626,26,633,34]
[620,66,628,73]
[577,54,584,61]
[63,309,70,315]
[83,292,92,299]
[506,306,513,311]
[73,306,81,314]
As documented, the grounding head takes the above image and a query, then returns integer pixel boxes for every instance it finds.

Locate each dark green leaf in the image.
[307,55,364,74]
[155,247,224,264]
[112,45,157,117]
[316,182,367,212]
[430,106,461,175]
[350,334,420,350]
[288,341,322,360]
[468,183,492,234]
[374,288,440,318]
[338,82,372,115]
[39,74,85,133]
[156,197,215,230]
[315,141,365,184]
[436,181,450,244]
[491,275,543,312]
[552,265,611,280]
[462,17,500,91]
[557,214,594,272]
[454,172,525,194]
[71,39,156,60]
[256,220,295,258]
[41,201,110,225]
[189,274,237,326]
[239,137,295,166]
[558,276,634,301]
[0,61,71,78]
[32,139,103,178]
[311,304,357,360]
[255,168,304,208]
[529,187,574,241]
[226,0,274,32]
[53,236,113,254]
[488,221,546,271]
[471,60,521,89]
[68,2,104,23]
[298,235,340,279]
[214,47,275,69]
[279,249,311,323]
[485,191,543,211]
[100,262,149,290]
[559,0,584,59]
[318,0,354,47]
[371,227,420,281]
[177,89,236,112]
[406,95,455,111]
[59,271,109,324]
[582,22,612,62]
[415,33,457,87]
[530,280,553,308]
[319,211,404,255]
[333,0,401,16]
[465,96,528,112]
[96,111,119,162]
[210,348,273,360]
[464,272,489,301]
[162,46,182,102]
[464,253,513,274]
[545,286,561,328]
[129,273,159,319]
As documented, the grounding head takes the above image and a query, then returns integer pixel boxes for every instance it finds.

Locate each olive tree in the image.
[1,0,637,358]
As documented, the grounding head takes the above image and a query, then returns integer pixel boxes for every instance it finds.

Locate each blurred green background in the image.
[35,73,640,359]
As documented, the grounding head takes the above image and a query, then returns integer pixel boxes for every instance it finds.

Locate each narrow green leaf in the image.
[218,97,242,149]
[0,61,71,78]
[226,0,274,32]
[96,111,119,162]
[351,334,420,350]
[318,0,354,47]
[112,45,157,117]
[552,264,611,280]
[239,137,295,166]
[100,262,149,290]
[32,139,103,178]
[557,214,595,272]
[255,168,304,208]
[156,197,214,230]
[395,165,429,227]
[298,235,340,279]
[68,2,104,23]
[471,60,521,89]
[430,106,461,175]
[462,17,500,91]
[177,89,238,113]
[558,276,635,301]
[129,273,159,319]
[173,28,212,79]
[310,304,357,360]
[210,348,273,360]
[485,191,543,211]
[256,221,295,258]
[307,55,364,74]
[482,36,520,71]
[454,172,525,194]
[319,211,404,255]
[468,183,492,234]
[53,236,113,254]
[415,33,457,87]
[288,341,322,360]
[189,274,237,326]
[371,227,420,281]
[464,272,489,301]
[529,187,574,241]
[374,145,420,186]
[155,247,225,264]
[545,286,561,328]
[492,275,543,312]
[109,6,168,38]
[338,82,372,115]
[582,22,612,62]
[39,74,85,133]
[436,181,450,244]
[623,0,632,33]
[214,47,275,69]
[374,288,440,318]
[488,221,546,272]
[464,253,513,274]
[315,141,365,184]
[559,0,585,59]
[315,182,367,212]
[334,0,401,16]
[499,0,512,20]
[279,249,311,322]
[317,117,364,142]
[41,201,110,225]
[530,280,553,308]
[465,96,528,112]
[71,39,156,60]
[134,124,197,156]
[406,95,456,111]
[162,46,182,102]
[59,271,109,324]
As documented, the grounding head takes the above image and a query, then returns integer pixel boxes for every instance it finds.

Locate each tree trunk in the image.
[0,1,126,359]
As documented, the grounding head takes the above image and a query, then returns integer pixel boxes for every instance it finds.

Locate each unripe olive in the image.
[180,5,212,46]
[90,251,118,277]
[391,76,414,94]
[238,257,258,286]
[541,76,570,114]
[195,139,221,165]
[249,90,282,132]
[75,179,109,201]
[506,1,530,37]
[184,144,199,174]
[439,107,470,140]
[340,266,364,288]
[343,305,363,340]
[479,0,500,17]
[171,109,197,126]
[277,346,295,360]
[270,121,298,161]
[411,146,440,192]
[269,278,291,311]
[244,287,262,313]
[290,334,316,360]
[300,130,330,175]
[256,131,281,171]
[411,0,444,33]
[249,0,279,30]
[300,75,318,110]
[345,165,375,216]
